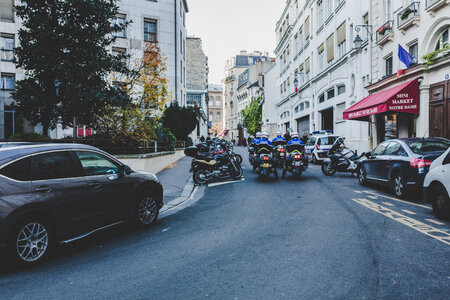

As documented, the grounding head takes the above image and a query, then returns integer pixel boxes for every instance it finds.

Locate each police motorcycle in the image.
[254,132,278,179]
[272,132,287,168]
[185,145,243,185]
[282,132,309,178]
[248,132,262,167]
[321,137,366,176]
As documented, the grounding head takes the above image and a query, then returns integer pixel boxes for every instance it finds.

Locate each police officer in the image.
[250,131,262,146]
[256,131,278,178]
[272,131,287,148]
[282,132,305,178]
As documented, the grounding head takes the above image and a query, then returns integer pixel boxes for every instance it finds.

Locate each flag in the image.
[397,44,414,78]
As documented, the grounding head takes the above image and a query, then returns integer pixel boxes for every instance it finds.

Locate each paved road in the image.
[1,147,449,299]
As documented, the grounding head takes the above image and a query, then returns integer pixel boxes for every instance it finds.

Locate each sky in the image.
[186,0,285,85]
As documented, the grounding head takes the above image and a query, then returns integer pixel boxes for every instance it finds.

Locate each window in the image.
[337,85,346,95]
[327,0,333,16]
[385,55,393,76]
[326,33,334,63]
[144,19,157,42]
[216,112,221,122]
[112,47,126,62]
[408,42,418,64]
[1,73,14,90]
[32,152,80,180]
[187,93,202,106]
[327,88,335,100]
[318,43,325,71]
[112,14,126,38]
[216,98,221,106]
[76,151,120,176]
[1,34,14,61]
[0,157,31,181]
[372,142,389,156]
[406,140,450,154]
[337,21,346,58]
[295,106,299,113]
[0,0,14,22]
[336,102,345,121]
[317,0,324,28]
[319,93,325,103]
[435,28,449,51]
[305,101,310,109]
[306,137,317,146]
[385,142,401,156]
[300,103,304,111]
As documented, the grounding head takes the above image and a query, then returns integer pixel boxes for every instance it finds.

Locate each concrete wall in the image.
[116,149,185,174]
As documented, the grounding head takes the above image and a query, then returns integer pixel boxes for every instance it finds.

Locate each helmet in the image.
[261,131,269,139]
[276,131,282,137]
[256,132,262,138]
[291,132,299,139]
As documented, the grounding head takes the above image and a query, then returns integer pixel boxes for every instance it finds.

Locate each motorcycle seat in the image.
[195,159,217,166]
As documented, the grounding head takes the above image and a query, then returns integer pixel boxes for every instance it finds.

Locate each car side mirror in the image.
[365,152,372,159]
[120,165,132,176]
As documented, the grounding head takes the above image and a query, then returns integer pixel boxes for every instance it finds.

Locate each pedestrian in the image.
[284,131,291,142]
[200,136,205,143]
[301,133,308,144]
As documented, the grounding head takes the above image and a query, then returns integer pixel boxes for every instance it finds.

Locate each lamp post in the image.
[353,24,373,49]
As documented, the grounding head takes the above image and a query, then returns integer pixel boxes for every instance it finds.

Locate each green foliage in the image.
[156,125,176,150]
[13,0,131,135]
[10,132,51,140]
[422,45,450,66]
[162,103,198,141]
[241,96,263,136]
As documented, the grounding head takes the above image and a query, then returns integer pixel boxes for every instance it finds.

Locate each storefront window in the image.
[384,114,397,139]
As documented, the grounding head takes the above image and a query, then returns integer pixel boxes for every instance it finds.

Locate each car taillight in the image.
[410,158,432,168]
[263,156,270,161]
[294,154,301,159]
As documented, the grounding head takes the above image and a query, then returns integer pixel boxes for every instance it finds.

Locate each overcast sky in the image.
[186,0,284,85]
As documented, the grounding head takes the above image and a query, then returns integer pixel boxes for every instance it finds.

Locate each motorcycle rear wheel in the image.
[321,162,336,176]
[193,170,209,185]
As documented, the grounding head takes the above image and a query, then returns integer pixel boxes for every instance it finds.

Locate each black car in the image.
[358,138,450,198]
[0,144,163,265]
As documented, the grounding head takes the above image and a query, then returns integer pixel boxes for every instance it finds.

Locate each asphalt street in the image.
[0,147,449,299]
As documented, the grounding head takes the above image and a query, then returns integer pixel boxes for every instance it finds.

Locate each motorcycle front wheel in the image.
[321,161,336,176]
[234,154,243,165]
[193,170,209,185]
[230,164,243,179]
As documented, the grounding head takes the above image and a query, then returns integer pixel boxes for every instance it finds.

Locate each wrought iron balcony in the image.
[376,20,394,47]
[397,2,420,32]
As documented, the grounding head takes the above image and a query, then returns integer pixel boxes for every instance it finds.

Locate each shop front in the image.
[343,78,419,146]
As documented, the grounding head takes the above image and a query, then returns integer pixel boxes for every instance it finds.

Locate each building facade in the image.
[223,51,269,142]
[273,0,373,152]
[262,64,279,138]
[186,36,209,143]
[0,0,188,138]
[208,84,224,136]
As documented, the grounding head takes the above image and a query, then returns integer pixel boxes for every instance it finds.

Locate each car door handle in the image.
[34,187,52,193]
[88,182,101,189]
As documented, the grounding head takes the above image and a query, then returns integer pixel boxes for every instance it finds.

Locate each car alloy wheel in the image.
[138,195,158,225]
[16,222,49,263]
[393,175,406,198]
[358,167,367,185]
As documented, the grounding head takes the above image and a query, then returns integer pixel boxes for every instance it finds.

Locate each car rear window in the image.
[318,137,338,145]
[0,157,31,181]
[406,140,450,154]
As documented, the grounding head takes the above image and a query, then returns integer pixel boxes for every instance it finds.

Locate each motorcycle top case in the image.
[184,146,199,158]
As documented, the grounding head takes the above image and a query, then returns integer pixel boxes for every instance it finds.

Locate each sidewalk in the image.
[156,156,193,205]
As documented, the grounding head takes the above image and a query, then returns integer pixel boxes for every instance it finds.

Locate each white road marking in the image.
[363,190,431,210]
[354,190,363,194]
[162,228,170,232]
[425,219,446,226]
[208,178,245,187]
[382,202,395,207]
[352,198,450,246]
[368,195,378,200]
[401,209,416,215]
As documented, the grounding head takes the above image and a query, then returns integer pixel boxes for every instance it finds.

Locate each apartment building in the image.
[208,84,224,136]
[0,0,188,138]
[223,51,269,143]
[262,64,279,138]
[274,0,372,152]
[347,0,450,144]
[186,36,208,143]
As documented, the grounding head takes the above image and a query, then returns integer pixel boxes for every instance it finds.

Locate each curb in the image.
[160,177,196,214]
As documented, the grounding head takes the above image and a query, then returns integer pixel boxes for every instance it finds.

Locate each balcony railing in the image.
[376,20,394,44]
[397,2,420,28]
[426,0,449,12]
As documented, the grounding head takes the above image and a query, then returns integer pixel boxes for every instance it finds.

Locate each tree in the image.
[94,42,171,141]
[162,103,198,141]
[241,96,263,136]
[13,0,130,136]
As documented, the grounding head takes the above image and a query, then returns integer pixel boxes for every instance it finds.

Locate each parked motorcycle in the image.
[321,137,366,176]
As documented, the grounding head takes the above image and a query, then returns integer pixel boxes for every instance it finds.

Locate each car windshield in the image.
[406,139,450,154]
[318,137,338,146]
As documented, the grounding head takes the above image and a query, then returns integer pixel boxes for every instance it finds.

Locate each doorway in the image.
[321,108,333,132]
[429,80,450,139]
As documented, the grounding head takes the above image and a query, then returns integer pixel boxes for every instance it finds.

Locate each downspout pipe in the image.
[174,0,178,105]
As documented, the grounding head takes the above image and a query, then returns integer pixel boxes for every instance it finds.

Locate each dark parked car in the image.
[358,138,450,198]
[0,143,163,265]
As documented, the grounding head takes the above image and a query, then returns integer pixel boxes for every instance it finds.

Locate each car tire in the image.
[312,155,318,165]
[135,190,159,227]
[432,185,450,221]
[392,173,407,199]
[358,166,367,186]
[8,217,53,266]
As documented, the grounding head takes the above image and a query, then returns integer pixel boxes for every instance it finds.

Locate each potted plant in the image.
[401,8,412,20]
[378,25,391,36]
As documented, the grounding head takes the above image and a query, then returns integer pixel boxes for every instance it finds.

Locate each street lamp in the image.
[353,24,373,49]
[353,34,363,49]
[293,77,298,88]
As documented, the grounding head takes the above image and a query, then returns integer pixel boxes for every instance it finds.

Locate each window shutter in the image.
[0,0,14,22]
[337,21,346,44]
[305,57,310,73]
[326,33,334,62]
[318,43,324,53]
[305,16,310,38]
[299,63,304,71]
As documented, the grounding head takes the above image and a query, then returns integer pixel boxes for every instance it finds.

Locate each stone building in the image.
[186,36,209,143]
[208,84,224,136]
[0,0,188,138]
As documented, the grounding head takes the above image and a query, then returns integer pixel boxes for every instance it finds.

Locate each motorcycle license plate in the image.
[280,153,285,157]
[263,163,270,167]
[294,161,302,166]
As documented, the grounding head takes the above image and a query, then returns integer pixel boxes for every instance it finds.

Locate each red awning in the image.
[344,79,419,120]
